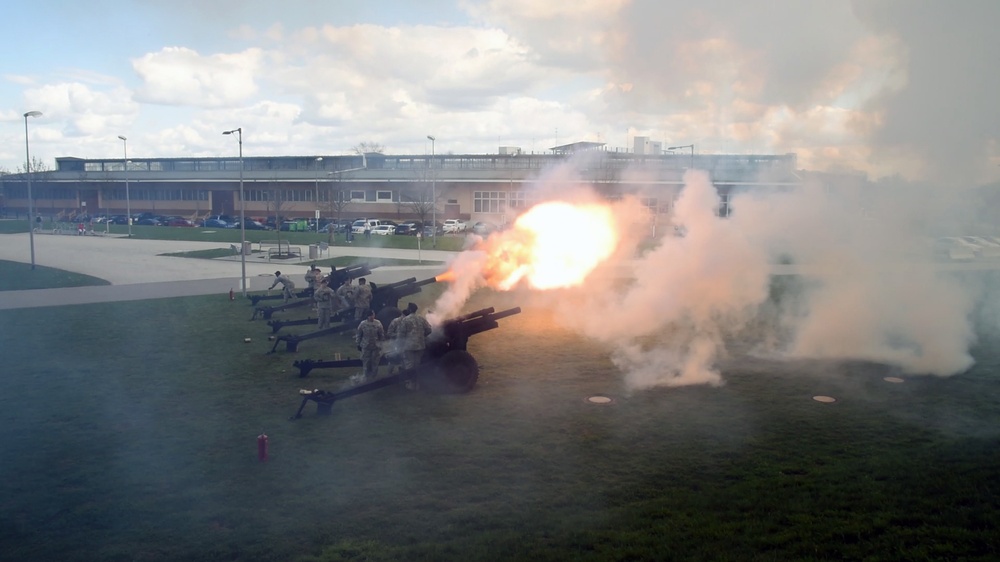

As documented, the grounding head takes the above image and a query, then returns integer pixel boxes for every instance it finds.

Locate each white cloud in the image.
[132,46,263,108]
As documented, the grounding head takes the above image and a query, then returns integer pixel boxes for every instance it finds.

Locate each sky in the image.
[1,0,998,185]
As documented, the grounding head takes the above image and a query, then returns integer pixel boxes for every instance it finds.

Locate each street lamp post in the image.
[667,144,695,170]
[24,110,42,270]
[117,135,132,237]
[315,157,322,233]
[427,135,436,248]
[223,128,247,297]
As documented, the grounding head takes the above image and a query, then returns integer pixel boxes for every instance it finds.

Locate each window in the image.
[474,191,507,213]
[509,191,528,210]
[376,190,393,202]
[350,191,365,202]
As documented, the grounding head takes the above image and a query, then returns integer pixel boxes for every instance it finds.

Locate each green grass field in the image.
[2,279,1000,561]
[0,259,110,290]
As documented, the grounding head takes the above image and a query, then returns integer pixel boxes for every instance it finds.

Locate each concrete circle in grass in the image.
[883,376,904,383]
[812,395,837,403]
[586,395,614,405]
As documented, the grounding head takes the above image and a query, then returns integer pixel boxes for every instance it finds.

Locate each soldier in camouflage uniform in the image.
[384,308,407,374]
[398,302,432,376]
[303,266,320,297]
[335,278,354,314]
[313,278,337,329]
[355,309,385,381]
[352,277,373,320]
[268,271,296,303]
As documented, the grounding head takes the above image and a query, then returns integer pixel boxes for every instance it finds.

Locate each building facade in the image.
[0,149,799,225]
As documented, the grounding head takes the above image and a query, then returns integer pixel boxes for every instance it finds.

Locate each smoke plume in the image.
[430,161,988,389]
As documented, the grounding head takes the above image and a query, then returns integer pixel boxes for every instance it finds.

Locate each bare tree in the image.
[400,183,436,226]
[265,186,291,244]
[353,141,385,155]
[322,178,353,242]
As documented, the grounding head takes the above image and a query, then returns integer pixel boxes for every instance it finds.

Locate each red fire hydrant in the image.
[257,431,268,462]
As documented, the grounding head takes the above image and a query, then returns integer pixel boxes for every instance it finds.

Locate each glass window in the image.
[350,191,365,202]
[376,191,393,202]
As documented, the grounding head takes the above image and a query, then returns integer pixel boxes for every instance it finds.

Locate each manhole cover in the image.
[812,395,837,403]
[883,377,904,383]
[586,395,614,405]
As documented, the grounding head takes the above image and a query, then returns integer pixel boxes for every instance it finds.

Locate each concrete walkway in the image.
[0,232,455,309]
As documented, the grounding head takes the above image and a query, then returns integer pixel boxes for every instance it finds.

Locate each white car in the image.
[371,225,396,236]
[442,219,467,233]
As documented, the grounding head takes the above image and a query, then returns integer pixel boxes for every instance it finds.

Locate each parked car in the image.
[242,218,270,230]
[351,218,386,234]
[163,216,195,227]
[371,224,396,236]
[394,221,423,236]
[443,219,467,233]
[472,221,498,235]
[203,217,231,228]
[422,222,443,237]
[136,217,163,226]
[108,214,130,225]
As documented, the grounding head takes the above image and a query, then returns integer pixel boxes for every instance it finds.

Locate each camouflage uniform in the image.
[268,273,296,302]
[355,316,385,380]
[353,281,373,320]
[336,280,354,313]
[304,268,319,297]
[313,283,336,329]
[384,310,406,373]
[398,312,432,371]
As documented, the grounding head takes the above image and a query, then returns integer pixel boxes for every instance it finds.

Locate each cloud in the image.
[132,46,263,108]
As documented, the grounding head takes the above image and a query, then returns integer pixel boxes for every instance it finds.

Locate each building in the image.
[0,149,800,225]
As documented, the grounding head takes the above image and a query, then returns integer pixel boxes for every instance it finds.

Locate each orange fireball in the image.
[477,201,619,290]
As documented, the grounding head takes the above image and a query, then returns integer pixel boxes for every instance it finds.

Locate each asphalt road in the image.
[0,231,453,309]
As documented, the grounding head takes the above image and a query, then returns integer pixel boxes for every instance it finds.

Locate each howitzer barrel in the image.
[374,277,418,292]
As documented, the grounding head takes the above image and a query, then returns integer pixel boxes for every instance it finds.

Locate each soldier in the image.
[355,309,385,381]
[268,271,296,303]
[336,277,354,314]
[384,308,407,374]
[303,266,320,297]
[313,278,337,329]
[397,302,432,388]
[353,277,373,320]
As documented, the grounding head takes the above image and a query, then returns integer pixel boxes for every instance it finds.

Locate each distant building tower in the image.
[633,136,663,155]
[499,146,522,155]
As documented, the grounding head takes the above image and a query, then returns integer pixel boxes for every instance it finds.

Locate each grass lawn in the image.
[0,259,110,290]
[2,279,1000,561]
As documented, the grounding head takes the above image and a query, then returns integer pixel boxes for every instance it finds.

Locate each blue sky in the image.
[2,0,998,185]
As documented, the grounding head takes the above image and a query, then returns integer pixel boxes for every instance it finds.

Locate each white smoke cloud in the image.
[431,160,988,389]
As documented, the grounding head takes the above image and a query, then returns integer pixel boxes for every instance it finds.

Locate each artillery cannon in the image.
[346,276,438,327]
[251,297,313,321]
[290,306,521,419]
[269,321,356,353]
[246,263,375,306]
[268,276,438,351]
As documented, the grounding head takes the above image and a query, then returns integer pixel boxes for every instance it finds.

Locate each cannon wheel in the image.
[376,306,401,330]
[427,350,479,394]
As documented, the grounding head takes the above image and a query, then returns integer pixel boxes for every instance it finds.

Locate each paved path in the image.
[0,232,454,309]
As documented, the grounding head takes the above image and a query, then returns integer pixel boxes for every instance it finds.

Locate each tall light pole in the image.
[315,157,322,233]
[24,110,42,270]
[117,135,132,237]
[223,128,246,297]
[667,144,695,170]
[427,135,436,248]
